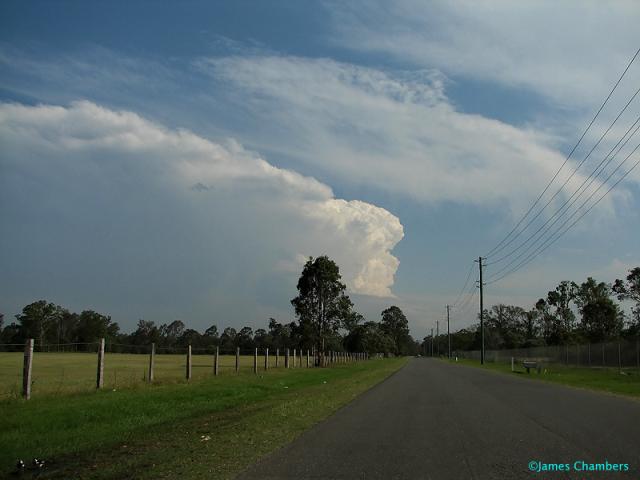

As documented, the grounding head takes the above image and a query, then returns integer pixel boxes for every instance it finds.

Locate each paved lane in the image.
[237,359,640,479]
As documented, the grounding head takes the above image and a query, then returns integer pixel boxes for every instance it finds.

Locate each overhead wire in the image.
[485,113,640,273]
[483,46,640,260]
[486,142,640,285]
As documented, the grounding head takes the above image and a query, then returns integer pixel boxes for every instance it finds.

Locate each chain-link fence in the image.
[457,338,640,368]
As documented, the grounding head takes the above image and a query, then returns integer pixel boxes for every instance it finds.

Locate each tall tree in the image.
[380,306,410,355]
[291,256,352,359]
[613,266,640,335]
[546,281,576,344]
[573,277,623,342]
[15,300,65,345]
[75,310,119,343]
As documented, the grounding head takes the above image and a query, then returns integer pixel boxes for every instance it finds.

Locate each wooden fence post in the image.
[23,338,34,399]
[285,348,290,368]
[236,347,240,373]
[149,342,155,383]
[254,348,258,374]
[306,349,310,368]
[186,344,192,381]
[265,348,269,371]
[294,348,297,368]
[214,346,219,376]
[97,338,105,389]
[276,348,279,368]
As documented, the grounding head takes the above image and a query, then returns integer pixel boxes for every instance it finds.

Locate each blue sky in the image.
[1,1,639,337]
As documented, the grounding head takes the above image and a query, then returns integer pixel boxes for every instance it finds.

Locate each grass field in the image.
[0,357,407,479]
[449,357,640,397]
[0,351,304,398]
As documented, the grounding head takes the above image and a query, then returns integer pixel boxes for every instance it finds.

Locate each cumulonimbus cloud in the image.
[0,101,403,298]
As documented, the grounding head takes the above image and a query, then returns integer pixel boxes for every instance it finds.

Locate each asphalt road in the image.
[236,358,640,480]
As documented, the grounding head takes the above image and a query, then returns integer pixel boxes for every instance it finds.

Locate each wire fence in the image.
[457,338,640,369]
[0,340,369,400]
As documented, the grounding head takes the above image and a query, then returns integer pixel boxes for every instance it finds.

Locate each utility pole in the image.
[478,256,485,365]
[446,305,451,360]
[436,320,439,357]
[430,327,434,356]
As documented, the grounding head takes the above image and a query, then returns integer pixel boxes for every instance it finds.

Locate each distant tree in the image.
[159,320,185,345]
[291,256,353,359]
[573,277,623,342]
[345,321,395,354]
[237,326,254,350]
[131,319,160,345]
[546,281,577,344]
[15,300,65,345]
[220,327,237,352]
[178,328,202,347]
[342,310,364,335]
[380,306,410,355]
[253,328,269,349]
[75,310,119,344]
[613,267,640,336]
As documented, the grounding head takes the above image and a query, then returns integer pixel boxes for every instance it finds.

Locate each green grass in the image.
[0,357,408,479]
[0,352,298,398]
[449,357,640,397]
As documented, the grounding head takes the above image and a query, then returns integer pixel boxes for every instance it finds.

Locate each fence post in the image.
[511,357,514,372]
[588,343,591,367]
[602,343,606,366]
[22,338,34,399]
[265,348,269,371]
[276,348,279,368]
[307,349,310,368]
[214,346,219,376]
[97,338,105,389]
[186,344,192,381]
[293,348,296,368]
[285,348,290,368]
[254,348,258,374]
[149,342,155,383]
[236,347,240,373]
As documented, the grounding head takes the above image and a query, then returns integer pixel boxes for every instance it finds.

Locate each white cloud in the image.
[326,0,640,108]
[0,100,404,327]
[199,55,623,217]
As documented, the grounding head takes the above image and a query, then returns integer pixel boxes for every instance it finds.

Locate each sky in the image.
[1,1,639,338]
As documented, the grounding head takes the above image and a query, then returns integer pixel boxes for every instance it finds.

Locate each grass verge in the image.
[0,357,407,479]
[448,357,640,398]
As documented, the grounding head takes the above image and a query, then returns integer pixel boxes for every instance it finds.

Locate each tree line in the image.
[0,256,421,356]
[430,267,640,352]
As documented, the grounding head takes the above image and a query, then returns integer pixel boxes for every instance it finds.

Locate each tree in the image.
[380,306,410,355]
[546,281,577,344]
[159,320,185,345]
[613,267,640,335]
[131,320,160,345]
[75,310,119,344]
[573,277,623,342]
[220,327,237,351]
[15,300,65,345]
[344,321,395,355]
[291,256,353,359]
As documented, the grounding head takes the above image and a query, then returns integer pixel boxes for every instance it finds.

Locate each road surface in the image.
[237,358,640,479]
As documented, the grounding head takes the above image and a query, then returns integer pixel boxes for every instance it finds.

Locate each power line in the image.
[451,261,475,307]
[486,144,640,285]
[486,138,640,282]
[485,113,640,269]
[486,85,640,265]
[483,46,640,259]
